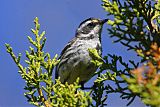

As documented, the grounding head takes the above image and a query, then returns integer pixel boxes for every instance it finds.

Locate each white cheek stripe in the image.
[80,21,92,28]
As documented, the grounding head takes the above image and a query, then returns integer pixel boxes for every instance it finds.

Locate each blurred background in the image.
[0,0,146,107]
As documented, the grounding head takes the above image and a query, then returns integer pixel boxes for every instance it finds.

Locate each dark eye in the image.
[87,23,95,27]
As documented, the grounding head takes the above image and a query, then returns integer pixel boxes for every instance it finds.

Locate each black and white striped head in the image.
[76,18,108,36]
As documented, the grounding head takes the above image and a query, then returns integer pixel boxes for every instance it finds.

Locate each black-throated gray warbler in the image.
[55,18,107,87]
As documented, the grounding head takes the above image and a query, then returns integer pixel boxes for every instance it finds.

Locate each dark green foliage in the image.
[102,0,160,62]
[99,0,160,106]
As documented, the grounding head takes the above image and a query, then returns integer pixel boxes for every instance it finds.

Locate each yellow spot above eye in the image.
[92,19,99,23]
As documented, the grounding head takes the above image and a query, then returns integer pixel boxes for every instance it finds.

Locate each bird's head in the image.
[76,18,108,36]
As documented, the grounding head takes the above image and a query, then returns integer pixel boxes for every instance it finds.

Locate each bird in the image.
[55,18,108,88]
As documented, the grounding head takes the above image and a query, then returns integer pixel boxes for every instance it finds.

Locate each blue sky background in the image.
[0,0,146,107]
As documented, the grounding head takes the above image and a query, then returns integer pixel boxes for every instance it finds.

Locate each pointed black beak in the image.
[100,19,108,24]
